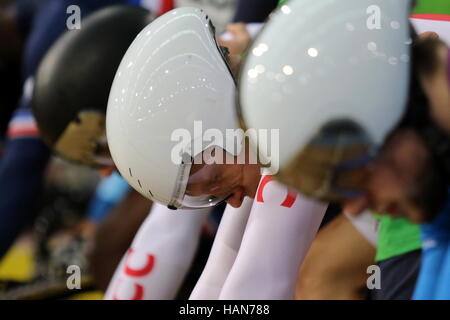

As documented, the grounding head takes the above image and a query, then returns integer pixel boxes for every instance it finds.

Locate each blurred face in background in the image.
[54,111,115,174]
[419,40,450,135]
[344,129,440,223]
[344,37,450,223]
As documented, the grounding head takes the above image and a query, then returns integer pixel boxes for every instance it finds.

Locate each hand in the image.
[218,23,251,56]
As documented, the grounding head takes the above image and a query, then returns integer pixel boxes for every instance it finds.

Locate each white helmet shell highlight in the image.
[239,0,412,171]
[107,7,238,208]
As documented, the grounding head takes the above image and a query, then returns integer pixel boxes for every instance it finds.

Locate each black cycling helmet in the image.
[32,5,154,167]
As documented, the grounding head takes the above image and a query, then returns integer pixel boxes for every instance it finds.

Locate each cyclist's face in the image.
[345,41,450,222]
[420,42,450,135]
[185,148,261,208]
[343,129,434,223]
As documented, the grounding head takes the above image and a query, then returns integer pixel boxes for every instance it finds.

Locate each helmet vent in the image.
[129,168,133,177]
[138,179,142,188]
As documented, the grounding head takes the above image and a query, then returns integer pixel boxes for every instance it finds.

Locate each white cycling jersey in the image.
[105,203,210,300]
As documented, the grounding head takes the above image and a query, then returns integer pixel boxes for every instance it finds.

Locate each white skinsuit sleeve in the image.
[189,197,254,300]
[104,203,210,300]
[219,175,328,299]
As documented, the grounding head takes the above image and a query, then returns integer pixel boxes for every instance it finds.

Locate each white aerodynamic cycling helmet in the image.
[106,7,241,209]
[239,0,412,202]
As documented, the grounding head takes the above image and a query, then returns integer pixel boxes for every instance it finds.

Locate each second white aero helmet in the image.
[106,7,240,209]
[239,0,412,202]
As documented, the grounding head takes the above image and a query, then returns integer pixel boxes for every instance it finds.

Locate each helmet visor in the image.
[171,146,241,209]
[277,120,377,202]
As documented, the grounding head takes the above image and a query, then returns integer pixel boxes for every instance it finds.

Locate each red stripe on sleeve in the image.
[410,14,450,22]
